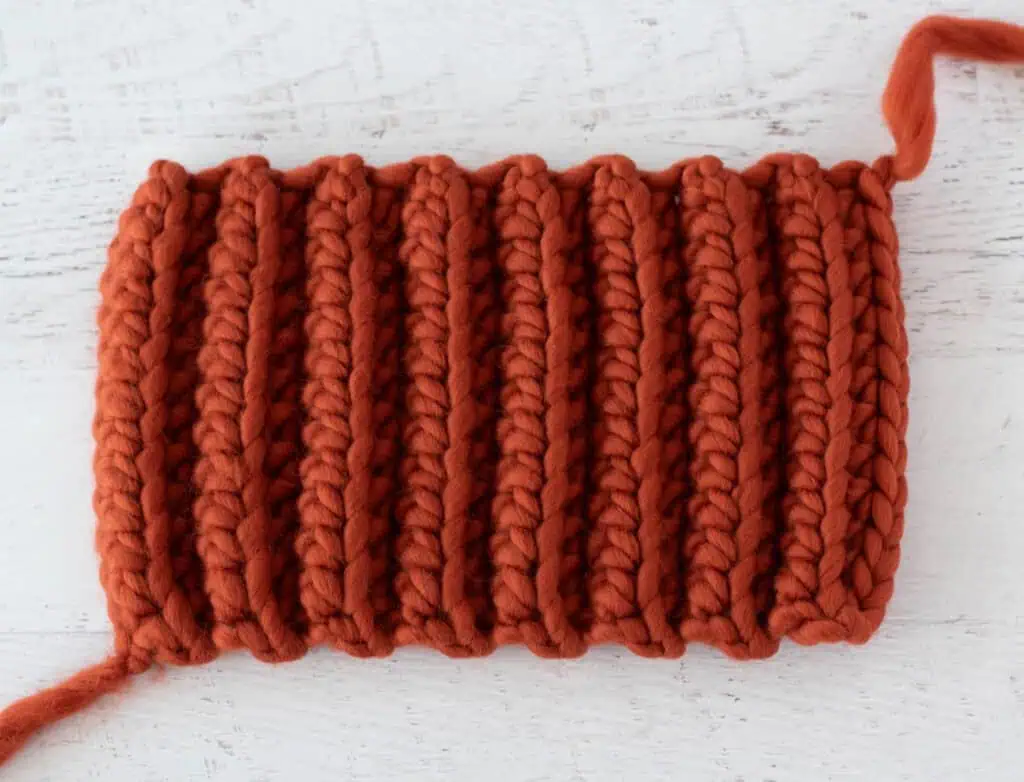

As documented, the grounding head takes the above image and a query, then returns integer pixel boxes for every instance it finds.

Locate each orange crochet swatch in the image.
[2,12,1024,770]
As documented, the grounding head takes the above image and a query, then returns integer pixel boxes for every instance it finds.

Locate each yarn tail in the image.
[0,654,132,767]
[884,15,1024,180]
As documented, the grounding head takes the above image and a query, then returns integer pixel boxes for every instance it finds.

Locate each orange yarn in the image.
[2,12,1023,771]
[883,16,1024,180]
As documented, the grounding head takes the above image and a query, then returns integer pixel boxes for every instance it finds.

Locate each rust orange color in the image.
[3,13,1024,770]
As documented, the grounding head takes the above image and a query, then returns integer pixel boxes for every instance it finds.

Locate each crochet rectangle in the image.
[95,152,908,667]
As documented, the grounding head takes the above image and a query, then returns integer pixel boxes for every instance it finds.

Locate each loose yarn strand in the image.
[883,15,1024,180]
[0,655,132,767]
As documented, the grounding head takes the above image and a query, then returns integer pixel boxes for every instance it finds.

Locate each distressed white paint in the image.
[2,0,1024,779]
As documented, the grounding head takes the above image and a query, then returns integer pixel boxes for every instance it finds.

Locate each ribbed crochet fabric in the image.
[2,12,1024,771]
[93,149,907,669]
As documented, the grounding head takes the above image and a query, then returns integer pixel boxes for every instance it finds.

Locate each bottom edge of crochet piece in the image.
[113,615,890,669]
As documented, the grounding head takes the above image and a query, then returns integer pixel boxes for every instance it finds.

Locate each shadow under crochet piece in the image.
[2,12,1024,771]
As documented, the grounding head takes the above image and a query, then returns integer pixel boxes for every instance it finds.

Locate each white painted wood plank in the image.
[1,625,1022,781]
[2,0,1024,778]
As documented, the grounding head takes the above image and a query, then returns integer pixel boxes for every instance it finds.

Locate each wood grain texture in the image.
[1,0,1024,778]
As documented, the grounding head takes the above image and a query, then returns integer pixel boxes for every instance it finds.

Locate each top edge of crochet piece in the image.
[170,152,900,194]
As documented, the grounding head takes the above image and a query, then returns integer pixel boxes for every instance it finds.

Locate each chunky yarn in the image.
[2,12,1023,771]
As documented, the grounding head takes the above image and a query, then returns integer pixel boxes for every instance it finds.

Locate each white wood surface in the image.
[2,0,1024,779]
